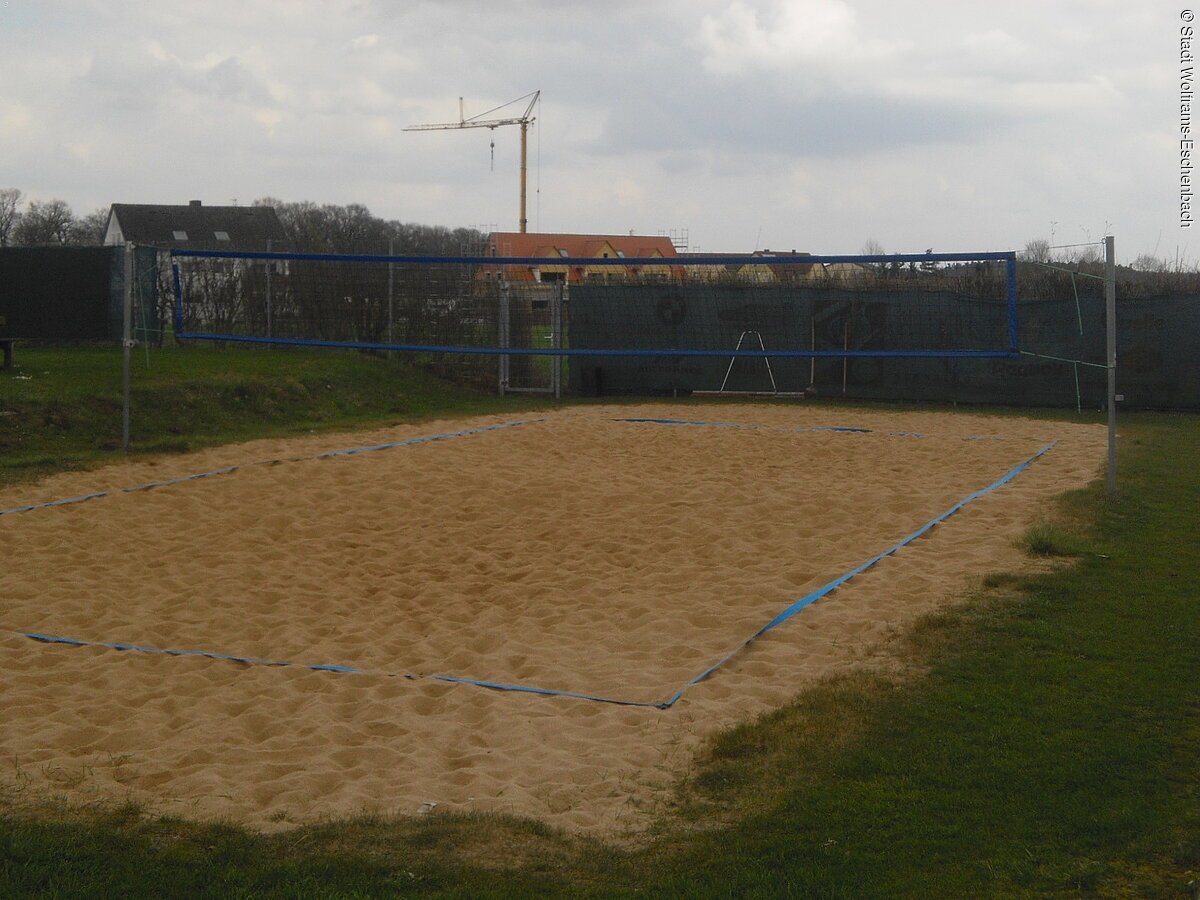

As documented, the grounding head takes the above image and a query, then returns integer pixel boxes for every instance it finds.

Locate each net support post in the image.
[1006,253,1019,354]
[387,238,395,360]
[122,242,134,452]
[265,238,273,348]
[552,281,564,399]
[171,258,184,336]
[498,278,510,396]
[1105,235,1117,497]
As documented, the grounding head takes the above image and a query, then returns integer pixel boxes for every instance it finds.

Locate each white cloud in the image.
[962,28,1028,61]
[696,0,900,76]
[0,102,34,135]
[0,0,1172,260]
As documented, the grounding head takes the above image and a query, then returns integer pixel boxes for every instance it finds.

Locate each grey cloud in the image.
[581,77,1000,164]
[78,49,270,113]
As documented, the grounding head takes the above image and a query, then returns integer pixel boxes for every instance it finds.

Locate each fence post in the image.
[265,238,273,348]
[387,237,395,359]
[1105,235,1117,498]
[552,281,563,399]
[122,242,134,452]
[498,278,510,396]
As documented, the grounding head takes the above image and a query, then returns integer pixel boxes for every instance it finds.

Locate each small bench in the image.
[0,338,16,370]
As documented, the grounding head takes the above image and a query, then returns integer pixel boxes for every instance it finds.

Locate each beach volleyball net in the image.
[170,249,1019,392]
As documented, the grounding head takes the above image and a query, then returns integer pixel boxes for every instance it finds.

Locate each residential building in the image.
[483,232,681,283]
[103,201,289,251]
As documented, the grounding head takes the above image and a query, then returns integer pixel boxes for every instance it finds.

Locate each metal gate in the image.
[498,280,564,397]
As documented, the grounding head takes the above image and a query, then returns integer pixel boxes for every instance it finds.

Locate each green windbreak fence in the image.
[0,247,119,341]
[0,246,159,343]
[568,286,1200,410]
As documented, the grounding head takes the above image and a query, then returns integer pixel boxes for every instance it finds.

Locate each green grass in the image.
[1016,521,1093,557]
[1,349,1197,896]
[0,345,552,487]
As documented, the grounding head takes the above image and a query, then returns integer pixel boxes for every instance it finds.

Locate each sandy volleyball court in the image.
[0,403,1107,834]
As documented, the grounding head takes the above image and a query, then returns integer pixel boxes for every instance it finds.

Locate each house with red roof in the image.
[484,232,681,283]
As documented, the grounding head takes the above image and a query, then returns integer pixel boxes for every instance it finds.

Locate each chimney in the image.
[189,200,201,207]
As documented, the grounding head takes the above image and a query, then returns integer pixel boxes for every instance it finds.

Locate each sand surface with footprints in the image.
[0,403,1106,834]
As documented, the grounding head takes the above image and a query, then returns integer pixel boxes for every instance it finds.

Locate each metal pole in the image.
[809,314,815,388]
[498,278,510,395]
[553,281,563,399]
[387,237,395,359]
[122,242,134,452]
[1105,235,1117,497]
[841,312,849,396]
[265,238,273,346]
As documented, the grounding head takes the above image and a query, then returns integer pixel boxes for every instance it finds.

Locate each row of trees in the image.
[253,198,487,256]
[865,236,1184,275]
[0,189,108,247]
[5,188,1182,277]
[0,188,489,257]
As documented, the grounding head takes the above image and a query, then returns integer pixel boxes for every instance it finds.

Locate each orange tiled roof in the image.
[489,232,679,259]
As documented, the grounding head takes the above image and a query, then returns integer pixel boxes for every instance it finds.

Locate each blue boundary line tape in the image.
[615,417,874,434]
[617,418,1021,442]
[0,419,543,519]
[15,632,660,707]
[13,441,1056,709]
[654,441,1057,707]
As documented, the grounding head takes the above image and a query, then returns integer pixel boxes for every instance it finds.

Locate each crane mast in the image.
[405,90,540,233]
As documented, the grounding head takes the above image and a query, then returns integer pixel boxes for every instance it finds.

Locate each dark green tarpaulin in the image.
[568,285,1199,410]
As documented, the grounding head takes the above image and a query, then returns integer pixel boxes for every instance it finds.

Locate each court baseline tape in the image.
[614,417,1016,441]
[13,441,1057,709]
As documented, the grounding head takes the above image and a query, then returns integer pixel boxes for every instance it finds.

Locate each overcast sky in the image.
[0,1,1174,261]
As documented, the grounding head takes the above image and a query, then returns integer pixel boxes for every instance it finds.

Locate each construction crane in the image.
[404,90,540,233]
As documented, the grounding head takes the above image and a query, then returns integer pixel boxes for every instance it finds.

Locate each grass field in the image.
[1,345,1197,897]
[0,344,544,487]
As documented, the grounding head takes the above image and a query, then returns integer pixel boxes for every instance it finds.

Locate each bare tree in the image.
[1131,253,1168,273]
[860,238,887,274]
[256,196,486,256]
[1021,238,1051,263]
[67,207,109,245]
[0,188,21,247]
[13,199,76,245]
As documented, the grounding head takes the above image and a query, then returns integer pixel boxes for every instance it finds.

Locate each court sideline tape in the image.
[0,418,544,519]
[13,441,1056,709]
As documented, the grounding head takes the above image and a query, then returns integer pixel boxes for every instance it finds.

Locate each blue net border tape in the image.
[0,419,544,519]
[173,332,1020,360]
[171,249,1017,266]
[13,441,1055,709]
